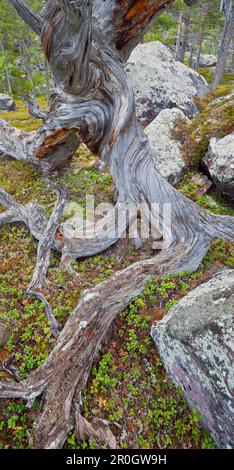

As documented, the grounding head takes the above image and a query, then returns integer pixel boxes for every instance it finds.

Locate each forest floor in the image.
[0,69,233,449]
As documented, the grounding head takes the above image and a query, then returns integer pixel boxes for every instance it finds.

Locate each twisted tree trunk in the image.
[0,0,234,449]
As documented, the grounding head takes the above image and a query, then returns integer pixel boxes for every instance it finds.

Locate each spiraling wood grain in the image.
[0,0,233,448]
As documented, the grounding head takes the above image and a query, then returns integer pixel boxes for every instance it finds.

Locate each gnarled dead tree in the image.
[0,0,234,449]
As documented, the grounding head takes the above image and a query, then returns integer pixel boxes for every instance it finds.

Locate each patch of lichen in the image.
[172,92,234,168]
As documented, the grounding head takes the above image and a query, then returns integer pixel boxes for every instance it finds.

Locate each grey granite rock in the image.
[151,269,234,448]
[203,133,234,199]
[126,41,208,125]
[145,108,188,185]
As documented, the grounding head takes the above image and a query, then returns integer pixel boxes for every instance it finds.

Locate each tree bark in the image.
[231,39,234,72]
[175,11,185,62]
[194,2,209,70]
[212,0,234,89]
[175,11,190,63]
[45,59,50,107]
[0,0,234,449]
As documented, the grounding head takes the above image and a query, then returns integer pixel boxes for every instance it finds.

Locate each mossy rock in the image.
[172,90,234,168]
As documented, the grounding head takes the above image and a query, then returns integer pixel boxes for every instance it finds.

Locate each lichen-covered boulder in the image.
[203,133,234,199]
[151,269,234,449]
[0,93,16,111]
[199,54,217,67]
[145,108,188,185]
[126,41,208,125]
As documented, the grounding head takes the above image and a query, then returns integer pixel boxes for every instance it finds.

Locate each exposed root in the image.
[76,414,117,449]
[26,182,67,292]
[27,291,62,339]
[0,188,48,239]
[1,357,21,382]
[0,240,216,448]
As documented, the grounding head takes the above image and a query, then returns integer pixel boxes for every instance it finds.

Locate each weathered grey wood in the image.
[28,291,62,338]
[24,183,67,338]
[20,94,47,120]
[0,0,234,450]
[0,188,48,239]
[0,241,211,448]
[0,109,80,173]
[26,183,67,292]
[93,0,175,60]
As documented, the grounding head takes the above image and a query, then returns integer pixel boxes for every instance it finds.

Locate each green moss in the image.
[172,94,234,167]
[0,97,46,132]
[197,67,214,85]
[61,166,114,207]
[196,194,234,216]
[9,119,42,132]
[0,160,56,212]
[198,67,234,92]
[177,172,234,217]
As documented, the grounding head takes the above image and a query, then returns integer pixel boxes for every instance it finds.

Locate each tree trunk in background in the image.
[231,40,234,72]
[184,13,191,58]
[175,12,191,63]
[189,32,196,68]
[1,45,12,94]
[45,59,50,107]
[212,0,234,89]
[195,3,209,70]
[5,64,12,94]
[175,11,185,62]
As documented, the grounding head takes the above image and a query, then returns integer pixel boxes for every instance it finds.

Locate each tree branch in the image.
[8,0,42,35]
[27,291,62,338]
[20,94,47,120]
[94,0,175,60]
[23,183,67,338]
[0,188,48,239]
[0,239,212,448]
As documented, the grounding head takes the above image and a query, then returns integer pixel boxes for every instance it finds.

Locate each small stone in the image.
[190,172,212,195]
[0,93,16,111]
[199,54,217,67]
